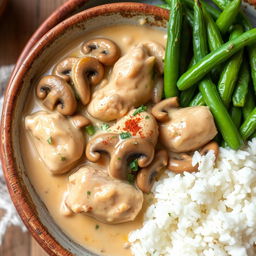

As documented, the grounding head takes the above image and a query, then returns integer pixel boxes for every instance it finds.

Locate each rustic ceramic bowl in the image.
[0,3,168,256]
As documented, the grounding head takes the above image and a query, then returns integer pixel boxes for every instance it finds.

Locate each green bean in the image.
[189,91,205,106]
[193,0,243,149]
[180,18,192,75]
[217,26,244,107]
[177,28,256,91]
[240,108,256,140]
[203,7,223,52]
[211,0,256,94]
[232,60,249,107]
[203,6,223,80]
[193,0,208,61]
[231,106,242,128]
[200,80,243,149]
[164,0,183,98]
[181,0,221,20]
[158,4,171,10]
[184,7,194,27]
[216,0,241,34]
[243,89,256,120]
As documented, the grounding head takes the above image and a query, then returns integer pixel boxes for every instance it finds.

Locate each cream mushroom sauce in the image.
[20,24,219,256]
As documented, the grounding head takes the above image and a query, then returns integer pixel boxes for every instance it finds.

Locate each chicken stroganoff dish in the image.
[21,9,256,256]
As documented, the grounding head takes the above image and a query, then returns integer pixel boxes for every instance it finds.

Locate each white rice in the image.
[129,138,256,256]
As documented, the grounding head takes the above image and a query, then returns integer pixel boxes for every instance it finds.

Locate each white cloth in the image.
[0,65,27,245]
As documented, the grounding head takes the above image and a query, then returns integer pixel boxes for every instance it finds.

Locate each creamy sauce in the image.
[20,24,165,256]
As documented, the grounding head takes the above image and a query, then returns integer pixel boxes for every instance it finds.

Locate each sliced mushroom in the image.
[71,57,104,105]
[168,141,219,173]
[86,133,155,180]
[136,150,168,193]
[82,38,120,66]
[70,114,90,129]
[36,75,77,115]
[151,97,179,122]
[53,57,78,82]
[110,138,155,180]
[86,133,119,162]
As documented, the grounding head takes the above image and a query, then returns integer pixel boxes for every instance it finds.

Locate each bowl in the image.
[0,3,168,255]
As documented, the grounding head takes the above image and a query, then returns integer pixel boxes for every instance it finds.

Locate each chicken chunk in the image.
[64,166,143,224]
[160,106,218,152]
[25,111,85,174]
[110,109,159,145]
[87,42,164,121]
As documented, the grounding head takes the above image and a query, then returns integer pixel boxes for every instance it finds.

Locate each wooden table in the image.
[0,1,67,255]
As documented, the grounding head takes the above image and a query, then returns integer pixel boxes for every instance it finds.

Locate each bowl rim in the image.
[0,2,168,256]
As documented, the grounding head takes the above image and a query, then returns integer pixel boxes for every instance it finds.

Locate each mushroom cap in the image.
[151,97,179,122]
[71,56,104,105]
[168,141,219,173]
[110,138,155,180]
[53,57,78,82]
[136,150,168,193]
[82,38,121,66]
[36,75,77,116]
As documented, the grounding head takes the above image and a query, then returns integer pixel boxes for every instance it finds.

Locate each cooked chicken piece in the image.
[64,166,143,224]
[25,111,85,174]
[87,42,164,121]
[159,106,217,153]
[110,109,159,145]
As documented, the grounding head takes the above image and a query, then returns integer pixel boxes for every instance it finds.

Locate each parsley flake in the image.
[95,224,100,230]
[168,213,171,217]
[145,115,150,119]
[85,125,96,136]
[101,123,110,131]
[129,159,139,172]
[127,173,135,184]
[87,191,91,196]
[133,105,147,116]
[47,136,53,145]
[60,156,66,161]
[120,132,132,139]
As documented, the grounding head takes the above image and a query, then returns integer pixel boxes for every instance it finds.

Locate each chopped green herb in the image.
[120,132,132,139]
[117,157,121,160]
[145,116,150,119]
[129,159,139,172]
[133,105,148,116]
[101,123,110,131]
[87,191,91,196]
[168,213,171,217]
[95,224,100,230]
[127,173,135,184]
[60,156,66,161]
[85,125,96,136]
[47,136,53,145]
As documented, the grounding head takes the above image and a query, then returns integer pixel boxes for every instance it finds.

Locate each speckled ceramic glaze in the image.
[0,3,168,256]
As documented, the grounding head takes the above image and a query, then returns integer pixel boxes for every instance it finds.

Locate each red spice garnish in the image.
[124,117,142,136]
[102,140,109,145]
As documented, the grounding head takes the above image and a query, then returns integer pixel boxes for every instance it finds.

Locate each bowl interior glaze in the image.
[0,3,168,256]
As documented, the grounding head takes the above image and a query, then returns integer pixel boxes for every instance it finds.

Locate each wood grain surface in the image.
[0,1,67,255]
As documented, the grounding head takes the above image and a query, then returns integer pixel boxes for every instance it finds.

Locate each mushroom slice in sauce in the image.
[63,166,143,224]
[136,150,168,193]
[152,98,218,153]
[87,42,165,122]
[71,56,105,105]
[82,38,121,66]
[25,111,85,174]
[168,141,219,173]
[86,110,159,180]
[53,57,78,82]
[36,75,77,116]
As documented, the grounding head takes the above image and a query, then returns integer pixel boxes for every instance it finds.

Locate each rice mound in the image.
[129,139,256,256]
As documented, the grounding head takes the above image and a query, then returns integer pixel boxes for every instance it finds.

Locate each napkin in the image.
[0,65,26,245]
